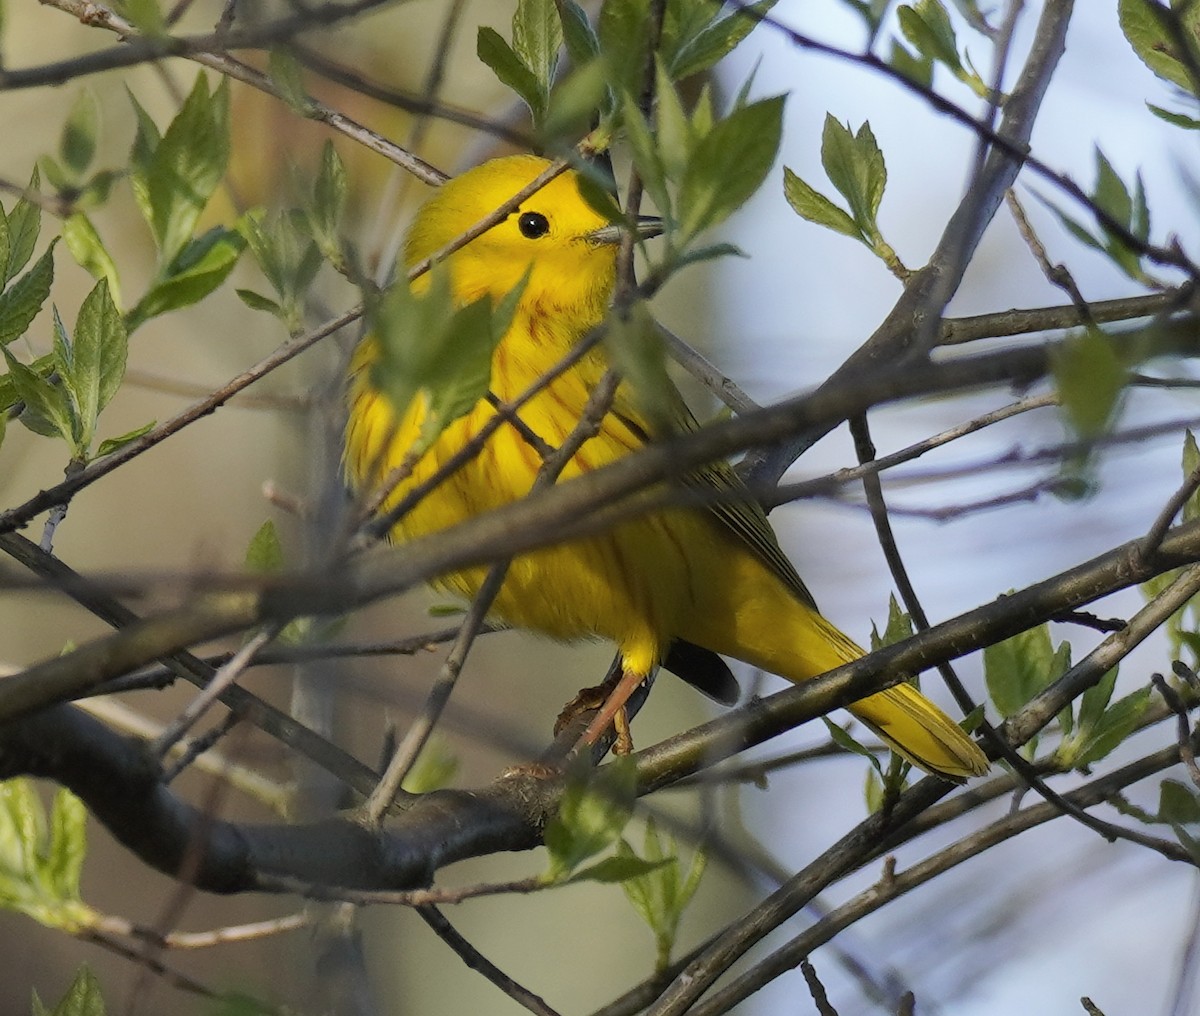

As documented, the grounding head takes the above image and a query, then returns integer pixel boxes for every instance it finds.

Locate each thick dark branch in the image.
[0,704,559,894]
[3,515,1199,895]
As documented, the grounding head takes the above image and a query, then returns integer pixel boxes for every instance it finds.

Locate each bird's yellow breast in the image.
[345,306,709,675]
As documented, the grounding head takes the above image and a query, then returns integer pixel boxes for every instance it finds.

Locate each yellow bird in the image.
[345,154,988,781]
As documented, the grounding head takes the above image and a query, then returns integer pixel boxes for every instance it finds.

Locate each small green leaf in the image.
[822,717,884,775]
[127,227,244,330]
[512,0,562,97]
[1148,103,1200,129]
[898,0,964,72]
[1119,0,1200,94]
[309,141,347,263]
[40,964,106,1016]
[1183,430,1200,522]
[559,0,600,67]
[268,48,312,115]
[0,243,56,347]
[121,0,166,35]
[131,73,232,268]
[540,57,608,144]
[400,738,459,795]
[664,0,778,80]
[570,854,670,885]
[95,420,155,458]
[617,817,707,971]
[60,92,100,179]
[62,278,127,450]
[654,60,691,183]
[236,288,283,317]
[598,0,652,99]
[820,115,886,232]
[245,519,284,573]
[870,594,913,650]
[984,623,1066,718]
[621,93,670,218]
[605,300,673,433]
[2,347,73,442]
[63,215,120,308]
[7,168,43,286]
[477,27,545,123]
[679,94,785,240]
[783,167,862,239]
[0,779,95,933]
[1160,778,1200,825]
[1072,686,1150,766]
[1051,328,1128,439]
[542,757,636,882]
[888,39,934,87]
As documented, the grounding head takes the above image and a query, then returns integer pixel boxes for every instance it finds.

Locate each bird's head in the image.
[404,155,656,321]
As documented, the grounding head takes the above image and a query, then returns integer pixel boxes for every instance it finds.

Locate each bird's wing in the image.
[609,381,820,613]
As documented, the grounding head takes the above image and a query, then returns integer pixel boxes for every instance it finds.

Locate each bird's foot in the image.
[556,670,645,755]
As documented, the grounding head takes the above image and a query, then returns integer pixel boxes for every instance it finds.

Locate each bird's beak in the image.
[587,215,664,245]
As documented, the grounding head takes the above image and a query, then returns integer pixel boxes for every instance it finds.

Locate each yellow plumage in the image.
[345,155,988,781]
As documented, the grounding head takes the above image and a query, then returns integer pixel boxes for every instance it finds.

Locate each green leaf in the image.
[61,278,127,451]
[822,717,884,775]
[1183,430,1200,522]
[95,420,155,458]
[236,288,283,317]
[7,168,43,286]
[870,594,914,650]
[370,266,528,454]
[60,91,100,179]
[617,818,707,970]
[127,227,244,330]
[130,74,232,268]
[1093,149,1133,232]
[571,854,670,885]
[1148,103,1200,129]
[598,0,652,99]
[40,964,106,1016]
[1073,685,1150,766]
[400,738,460,795]
[889,39,934,87]
[679,94,785,240]
[512,0,562,97]
[984,623,1068,717]
[63,215,120,308]
[559,0,599,67]
[898,0,963,72]
[477,27,546,123]
[1119,0,1200,94]
[245,519,284,573]
[2,347,73,442]
[267,48,312,115]
[621,92,670,218]
[665,0,778,80]
[121,0,166,36]
[309,141,347,263]
[605,300,673,433]
[783,167,862,239]
[654,62,691,184]
[0,779,95,933]
[542,757,636,882]
[1160,778,1200,825]
[820,115,886,232]
[1051,328,1128,439]
[540,57,608,144]
[0,243,55,346]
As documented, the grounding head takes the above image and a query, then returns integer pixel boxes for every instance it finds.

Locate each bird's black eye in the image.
[517,211,550,239]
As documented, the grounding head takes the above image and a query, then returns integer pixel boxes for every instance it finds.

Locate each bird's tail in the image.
[804,611,989,781]
[848,683,989,782]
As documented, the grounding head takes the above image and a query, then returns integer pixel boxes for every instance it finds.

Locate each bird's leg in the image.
[579,668,646,755]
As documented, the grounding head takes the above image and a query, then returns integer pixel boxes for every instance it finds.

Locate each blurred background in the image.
[0,1,1196,1014]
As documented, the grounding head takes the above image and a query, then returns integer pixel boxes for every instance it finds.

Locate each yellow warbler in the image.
[345,154,988,780]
